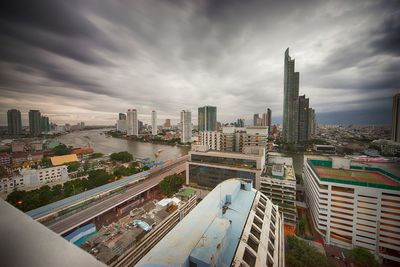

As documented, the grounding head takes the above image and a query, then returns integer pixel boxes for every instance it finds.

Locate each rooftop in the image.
[308,159,400,189]
[50,154,79,166]
[137,179,256,266]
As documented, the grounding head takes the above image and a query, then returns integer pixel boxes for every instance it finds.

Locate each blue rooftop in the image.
[137,179,256,267]
[26,170,149,219]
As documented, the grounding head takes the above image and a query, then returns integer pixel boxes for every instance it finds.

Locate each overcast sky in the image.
[0,0,399,126]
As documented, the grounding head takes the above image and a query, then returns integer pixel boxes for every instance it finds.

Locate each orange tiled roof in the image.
[50,154,79,166]
[71,148,94,155]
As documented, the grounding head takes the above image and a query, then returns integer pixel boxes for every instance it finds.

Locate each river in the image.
[56,129,190,161]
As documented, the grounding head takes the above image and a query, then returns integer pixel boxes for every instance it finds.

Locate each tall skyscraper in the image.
[297,95,309,142]
[267,108,272,135]
[41,116,50,133]
[308,108,316,140]
[283,48,299,143]
[236,118,244,127]
[119,113,126,120]
[29,110,41,136]
[127,109,138,136]
[180,110,192,143]
[393,93,400,142]
[7,109,22,136]
[198,106,217,131]
[151,110,157,135]
[253,113,260,126]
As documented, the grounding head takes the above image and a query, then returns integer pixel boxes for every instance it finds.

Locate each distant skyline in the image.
[0,0,399,126]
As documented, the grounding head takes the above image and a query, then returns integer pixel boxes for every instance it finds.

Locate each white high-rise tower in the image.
[180,110,192,143]
[151,110,157,136]
[127,109,138,136]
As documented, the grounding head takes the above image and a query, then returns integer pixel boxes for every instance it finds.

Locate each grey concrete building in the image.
[29,110,41,136]
[198,106,217,131]
[7,109,22,136]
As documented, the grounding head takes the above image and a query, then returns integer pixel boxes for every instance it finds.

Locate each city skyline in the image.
[0,0,399,126]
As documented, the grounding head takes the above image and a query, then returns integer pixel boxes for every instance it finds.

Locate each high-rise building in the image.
[180,110,192,143]
[29,110,41,136]
[392,93,400,142]
[198,106,217,131]
[297,95,309,142]
[163,119,171,128]
[304,156,400,262]
[283,48,299,143]
[41,116,50,133]
[308,108,316,140]
[7,109,22,136]
[151,110,157,136]
[137,179,284,267]
[127,109,138,136]
[267,108,272,135]
[119,113,126,120]
[253,113,260,126]
[235,118,245,127]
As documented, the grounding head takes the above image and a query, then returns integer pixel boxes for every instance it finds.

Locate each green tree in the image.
[40,157,52,168]
[286,236,334,267]
[66,161,81,172]
[298,218,308,237]
[52,144,71,155]
[90,152,104,159]
[110,151,133,162]
[350,247,379,267]
[159,174,184,197]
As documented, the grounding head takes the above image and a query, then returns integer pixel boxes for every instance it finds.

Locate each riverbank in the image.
[105,130,192,148]
[56,129,190,161]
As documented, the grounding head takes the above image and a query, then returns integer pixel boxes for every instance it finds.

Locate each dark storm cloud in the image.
[0,0,399,125]
[370,14,400,56]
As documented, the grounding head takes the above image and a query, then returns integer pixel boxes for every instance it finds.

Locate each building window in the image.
[247,235,259,253]
[242,248,256,267]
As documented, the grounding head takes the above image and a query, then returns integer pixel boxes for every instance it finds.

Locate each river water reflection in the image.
[56,129,190,161]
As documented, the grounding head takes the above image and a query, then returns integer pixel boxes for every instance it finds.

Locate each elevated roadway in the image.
[44,156,188,235]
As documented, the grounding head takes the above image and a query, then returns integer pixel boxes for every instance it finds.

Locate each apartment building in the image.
[303,156,400,262]
[137,179,285,267]
[260,154,297,226]
[199,126,268,153]
[0,165,69,193]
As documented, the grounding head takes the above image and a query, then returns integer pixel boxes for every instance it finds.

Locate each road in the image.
[46,156,188,235]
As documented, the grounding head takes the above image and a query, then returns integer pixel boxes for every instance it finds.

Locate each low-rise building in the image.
[0,153,11,166]
[260,154,297,226]
[137,179,285,267]
[186,145,265,189]
[304,156,400,262]
[50,154,79,166]
[11,139,43,153]
[71,148,94,160]
[0,165,69,193]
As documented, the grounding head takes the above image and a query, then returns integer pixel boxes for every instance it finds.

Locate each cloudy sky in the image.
[0,0,399,126]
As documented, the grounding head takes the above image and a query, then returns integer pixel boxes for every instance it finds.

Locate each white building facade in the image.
[0,165,69,193]
[304,156,400,263]
[151,110,157,136]
[127,109,138,136]
[180,110,192,143]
